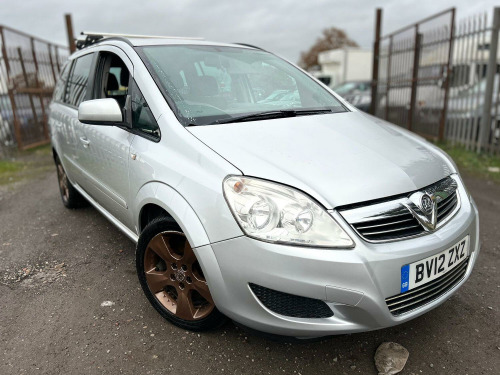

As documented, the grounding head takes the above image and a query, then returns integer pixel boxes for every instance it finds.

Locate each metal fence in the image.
[372,7,500,154]
[0,26,68,153]
[446,11,500,153]
[373,9,454,140]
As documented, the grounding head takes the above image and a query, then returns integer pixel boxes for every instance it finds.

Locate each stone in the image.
[374,342,409,375]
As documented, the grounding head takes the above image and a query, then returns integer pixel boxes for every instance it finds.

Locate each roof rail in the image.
[234,43,265,51]
[76,32,204,50]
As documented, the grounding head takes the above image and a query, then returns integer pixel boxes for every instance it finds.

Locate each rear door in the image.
[51,53,96,186]
[49,61,74,175]
[61,52,97,191]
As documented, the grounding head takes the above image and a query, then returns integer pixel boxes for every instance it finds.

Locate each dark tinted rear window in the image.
[65,53,94,107]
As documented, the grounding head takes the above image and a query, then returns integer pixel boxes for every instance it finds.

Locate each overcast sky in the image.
[0,0,497,62]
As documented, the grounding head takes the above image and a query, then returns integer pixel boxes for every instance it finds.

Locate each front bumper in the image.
[194,187,480,337]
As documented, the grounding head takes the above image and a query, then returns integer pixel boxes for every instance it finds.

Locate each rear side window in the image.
[65,53,94,107]
[53,62,71,102]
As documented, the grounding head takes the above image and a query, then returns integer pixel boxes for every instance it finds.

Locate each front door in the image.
[78,48,135,228]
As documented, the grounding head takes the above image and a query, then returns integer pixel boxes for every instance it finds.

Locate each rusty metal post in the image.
[30,37,48,140]
[370,8,382,115]
[7,90,22,149]
[1,28,21,149]
[30,37,39,85]
[65,14,76,53]
[477,7,500,153]
[47,44,58,83]
[385,35,393,121]
[54,46,61,72]
[5,59,21,149]
[18,47,39,127]
[408,32,422,131]
[0,26,10,74]
[439,8,456,142]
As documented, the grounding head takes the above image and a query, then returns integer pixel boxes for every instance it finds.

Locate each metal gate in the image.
[372,7,500,153]
[0,26,68,151]
[372,9,455,140]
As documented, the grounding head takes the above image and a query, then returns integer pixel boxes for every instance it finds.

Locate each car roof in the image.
[126,37,243,48]
[75,33,260,52]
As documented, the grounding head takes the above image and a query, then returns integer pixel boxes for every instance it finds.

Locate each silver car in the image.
[49,34,480,337]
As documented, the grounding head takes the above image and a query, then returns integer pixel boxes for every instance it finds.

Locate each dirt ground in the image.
[0,155,499,375]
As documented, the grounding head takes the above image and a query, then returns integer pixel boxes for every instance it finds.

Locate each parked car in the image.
[332,81,371,112]
[49,34,480,338]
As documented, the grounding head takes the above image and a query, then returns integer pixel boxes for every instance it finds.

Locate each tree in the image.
[299,27,359,70]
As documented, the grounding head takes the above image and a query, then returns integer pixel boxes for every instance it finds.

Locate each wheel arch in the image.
[134,182,211,248]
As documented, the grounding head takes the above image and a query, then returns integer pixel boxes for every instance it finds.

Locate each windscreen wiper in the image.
[209,108,337,125]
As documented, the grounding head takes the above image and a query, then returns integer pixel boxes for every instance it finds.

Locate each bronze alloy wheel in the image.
[57,163,70,204]
[144,231,215,321]
[54,155,87,209]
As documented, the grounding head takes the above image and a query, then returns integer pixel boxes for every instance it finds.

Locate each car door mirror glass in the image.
[78,98,124,126]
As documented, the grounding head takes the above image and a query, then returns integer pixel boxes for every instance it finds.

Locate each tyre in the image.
[136,217,226,331]
[55,155,87,209]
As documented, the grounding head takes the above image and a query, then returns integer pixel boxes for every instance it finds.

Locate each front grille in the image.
[437,191,458,223]
[353,212,424,241]
[385,257,469,316]
[249,283,333,319]
[339,176,460,243]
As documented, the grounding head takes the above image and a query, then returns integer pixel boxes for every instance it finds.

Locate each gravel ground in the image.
[0,162,499,374]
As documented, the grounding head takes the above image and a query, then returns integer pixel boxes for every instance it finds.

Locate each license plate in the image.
[400,236,469,293]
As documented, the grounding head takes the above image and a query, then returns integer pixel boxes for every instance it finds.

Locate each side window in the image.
[130,79,160,139]
[95,53,129,108]
[65,53,94,107]
[53,62,71,102]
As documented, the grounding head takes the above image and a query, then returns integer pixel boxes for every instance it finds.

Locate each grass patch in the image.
[0,159,23,174]
[0,160,24,184]
[436,142,500,183]
[0,144,53,186]
[22,144,52,157]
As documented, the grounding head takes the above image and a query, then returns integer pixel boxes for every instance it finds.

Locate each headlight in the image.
[223,176,354,248]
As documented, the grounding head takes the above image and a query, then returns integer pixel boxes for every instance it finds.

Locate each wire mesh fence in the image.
[0,25,68,154]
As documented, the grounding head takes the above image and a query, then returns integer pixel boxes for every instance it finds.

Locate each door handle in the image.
[79,137,90,148]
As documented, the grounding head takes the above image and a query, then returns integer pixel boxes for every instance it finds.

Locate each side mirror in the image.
[78,98,127,126]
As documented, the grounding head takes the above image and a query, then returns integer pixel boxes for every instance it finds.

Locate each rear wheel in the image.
[136,217,226,331]
[55,156,87,209]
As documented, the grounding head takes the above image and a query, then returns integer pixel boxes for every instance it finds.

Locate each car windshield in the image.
[137,45,346,126]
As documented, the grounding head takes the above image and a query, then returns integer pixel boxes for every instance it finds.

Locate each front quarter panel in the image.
[129,115,244,247]
[134,182,211,248]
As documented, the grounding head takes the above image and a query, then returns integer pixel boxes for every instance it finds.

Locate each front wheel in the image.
[136,217,226,331]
